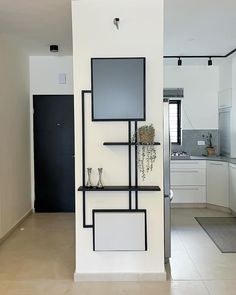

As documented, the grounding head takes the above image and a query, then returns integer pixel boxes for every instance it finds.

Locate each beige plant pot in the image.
[207,147,216,156]
[138,126,155,144]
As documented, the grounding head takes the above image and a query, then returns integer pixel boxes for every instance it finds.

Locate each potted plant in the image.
[133,124,157,181]
[205,132,215,156]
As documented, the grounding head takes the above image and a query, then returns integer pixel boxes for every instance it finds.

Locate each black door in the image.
[33,95,75,212]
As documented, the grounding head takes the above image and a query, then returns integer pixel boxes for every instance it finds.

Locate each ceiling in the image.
[0,0,72,55]
[164,0,236,56]
[0,0,235,56]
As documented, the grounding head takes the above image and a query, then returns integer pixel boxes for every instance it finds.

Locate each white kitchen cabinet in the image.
[171,160,206,169]
[229,163,236,213]
[171,168,206,186]
[170,160,206,204]
[218,88,232,109]
[171,186,206,204]
[207,161,229,208]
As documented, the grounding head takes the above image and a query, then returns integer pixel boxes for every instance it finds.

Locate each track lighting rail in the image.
[164,48,236,59]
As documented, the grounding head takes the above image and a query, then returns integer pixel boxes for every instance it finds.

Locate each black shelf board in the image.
[78,186,161,192]
[103,142,161,146]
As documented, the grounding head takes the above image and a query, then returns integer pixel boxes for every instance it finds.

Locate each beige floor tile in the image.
[139,281,206,295]
[3,280,73,295]
[68,282,141,295]
[0,282,10,295]
[169,248,201,280]
[0,213,75,282]
[2,209,236,295]
[169,281,209,295]
[171,208,236,281]
[66,281,209,295]
[204,280,236,295]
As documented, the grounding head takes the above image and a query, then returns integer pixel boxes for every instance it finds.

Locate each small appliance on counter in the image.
[171,151,190,160]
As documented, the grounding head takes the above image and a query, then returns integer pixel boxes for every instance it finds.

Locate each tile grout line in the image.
[173,220,212,294]
[174,227,203,279]
[201,280,213,295]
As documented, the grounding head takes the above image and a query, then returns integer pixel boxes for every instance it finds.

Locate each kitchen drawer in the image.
[171,168,206,185]
[171,160,206,169]
[171,186,206,203]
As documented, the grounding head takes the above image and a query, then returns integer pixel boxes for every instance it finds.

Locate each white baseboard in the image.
[74,272,166,282]
[171,203,206,209]
[0,209,33,245]
[206,203,231,213]
[171,203,233,214]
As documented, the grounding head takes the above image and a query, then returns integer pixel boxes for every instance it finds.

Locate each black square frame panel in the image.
[91,57,146,121]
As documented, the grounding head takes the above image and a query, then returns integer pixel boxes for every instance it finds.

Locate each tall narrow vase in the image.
[97,168,104,188]
[86,168,93,187]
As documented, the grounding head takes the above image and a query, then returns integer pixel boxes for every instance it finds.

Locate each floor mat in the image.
[195,217,236,253]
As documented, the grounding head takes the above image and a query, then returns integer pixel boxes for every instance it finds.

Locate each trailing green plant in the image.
[132,124,157,181]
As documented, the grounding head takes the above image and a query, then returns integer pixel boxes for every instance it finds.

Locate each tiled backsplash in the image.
[172,129,219,156]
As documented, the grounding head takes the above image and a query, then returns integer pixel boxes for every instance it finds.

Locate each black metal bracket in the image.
[81,90,93,228]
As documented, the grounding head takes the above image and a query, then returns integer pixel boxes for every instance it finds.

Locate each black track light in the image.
[50,45,59,53]
[208,57,212,66]
[178,57,182,66]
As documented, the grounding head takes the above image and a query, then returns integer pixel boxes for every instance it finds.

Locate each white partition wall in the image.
[72,0,164,281]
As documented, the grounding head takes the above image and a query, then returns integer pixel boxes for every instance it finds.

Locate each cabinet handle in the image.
[172,170,199,173]
[172,162,199,165]
[210,163,224,166]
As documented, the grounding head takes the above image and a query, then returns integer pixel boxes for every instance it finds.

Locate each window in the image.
[169,100,181,144]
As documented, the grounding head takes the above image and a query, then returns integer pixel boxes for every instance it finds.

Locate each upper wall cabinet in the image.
[218,88,232,109]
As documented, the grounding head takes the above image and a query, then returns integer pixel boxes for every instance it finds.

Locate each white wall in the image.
[164,65,219,129]
[29,56,73,206]
[219,57,232,91]
[30,56,73,95]
[0,36,31,238]
[72,0,164,281]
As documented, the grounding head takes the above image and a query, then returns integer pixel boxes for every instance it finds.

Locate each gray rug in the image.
[195,217,236,253]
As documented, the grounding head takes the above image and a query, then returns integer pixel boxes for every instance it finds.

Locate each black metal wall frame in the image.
[92,209,147,251]
[81,90,93,228]
[80,89,141,227]
[79,89,161,245]
[91,57,146,122]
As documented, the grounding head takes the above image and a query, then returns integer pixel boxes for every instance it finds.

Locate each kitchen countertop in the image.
[171,155,236,165]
